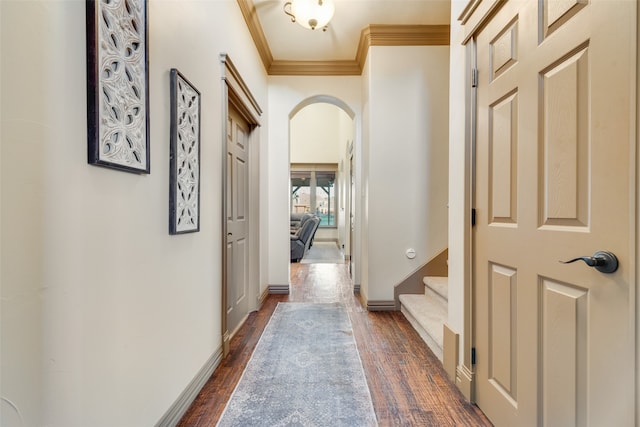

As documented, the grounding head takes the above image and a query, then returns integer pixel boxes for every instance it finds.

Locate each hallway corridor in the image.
[179,262,492,426]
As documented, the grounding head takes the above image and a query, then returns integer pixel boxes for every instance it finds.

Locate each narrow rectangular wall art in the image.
[86,0,150,173]
[169,69,201,234]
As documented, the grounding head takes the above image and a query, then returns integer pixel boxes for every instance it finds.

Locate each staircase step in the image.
[399,293,447,361]
[423,276,448,302]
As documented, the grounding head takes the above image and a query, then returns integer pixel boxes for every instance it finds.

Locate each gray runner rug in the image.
[216,302,378,426]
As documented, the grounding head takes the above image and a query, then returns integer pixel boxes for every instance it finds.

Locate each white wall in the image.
[360,55,372,299]
[290,103,344,164]
[267,77,362,288]
[363,45,450,302]
[1,4,45,425]
[448,1,468,365]
[0,1,267,426]
[337,111,353,250]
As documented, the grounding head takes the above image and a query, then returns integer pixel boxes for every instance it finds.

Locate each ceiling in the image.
[240,0,452,75]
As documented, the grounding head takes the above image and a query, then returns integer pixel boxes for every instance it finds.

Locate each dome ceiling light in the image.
[283,0,335,31]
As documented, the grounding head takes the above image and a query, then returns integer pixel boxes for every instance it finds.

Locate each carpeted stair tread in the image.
[399,293,447,361]
[423,276,448,302]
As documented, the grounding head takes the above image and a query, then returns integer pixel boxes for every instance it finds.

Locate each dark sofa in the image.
[290,214,320,262]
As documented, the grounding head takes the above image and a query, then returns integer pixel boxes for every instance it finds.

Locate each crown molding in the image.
[239,1,451,76]
[364,24,450,46]
[268,60,361,76]
[237,0,273,72]
[356,24,450,71]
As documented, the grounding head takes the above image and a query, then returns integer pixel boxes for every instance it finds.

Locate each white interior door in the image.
[227,106,250,335]
[473,1,636,425]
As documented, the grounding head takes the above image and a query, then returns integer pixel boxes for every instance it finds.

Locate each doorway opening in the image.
[288,98,356,276]
[220,54,263,355]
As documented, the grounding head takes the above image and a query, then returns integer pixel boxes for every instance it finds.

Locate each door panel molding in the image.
[540,277,588,426]
[465,1,637,425]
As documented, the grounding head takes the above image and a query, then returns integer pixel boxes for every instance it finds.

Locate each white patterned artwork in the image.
[169,69,201,234]
[87,0,150,173]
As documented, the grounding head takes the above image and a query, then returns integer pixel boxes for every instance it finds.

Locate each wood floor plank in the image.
[178,262,492,426]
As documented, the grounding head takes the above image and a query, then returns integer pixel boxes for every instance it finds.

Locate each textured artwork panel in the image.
[169,69,201,234]
[99,0,147,168]
[175,75,200,232]
[87,0,149,173]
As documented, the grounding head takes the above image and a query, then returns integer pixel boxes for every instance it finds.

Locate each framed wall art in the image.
[169,69,201,235]
[86,0,150,174]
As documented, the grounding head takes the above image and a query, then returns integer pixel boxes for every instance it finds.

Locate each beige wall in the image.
[290,103,347,164]
[360,54,372,299]
[363,45,450,302]
[0,1,267,425]
[271,46,450,303]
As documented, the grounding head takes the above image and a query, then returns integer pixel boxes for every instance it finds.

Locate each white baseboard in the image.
[155,347,223,427]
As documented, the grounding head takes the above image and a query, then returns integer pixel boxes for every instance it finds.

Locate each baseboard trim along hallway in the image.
[156,348,223,427]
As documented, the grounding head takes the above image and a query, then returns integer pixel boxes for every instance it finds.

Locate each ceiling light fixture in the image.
[283,0,335,31]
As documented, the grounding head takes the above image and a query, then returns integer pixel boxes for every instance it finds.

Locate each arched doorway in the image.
[288,96,357,281]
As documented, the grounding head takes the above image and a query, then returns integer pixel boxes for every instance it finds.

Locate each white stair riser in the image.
[399,294,447,362]
[423,276,448,301]
[402,307,443,361]
[425,285,447,306]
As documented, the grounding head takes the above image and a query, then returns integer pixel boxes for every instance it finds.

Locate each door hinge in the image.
[471,208,477,227]
[471,347,476,365]
[471,68,479,88]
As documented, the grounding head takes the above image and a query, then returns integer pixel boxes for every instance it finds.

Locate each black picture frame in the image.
[86,0,150,174]
[169,69,201,234]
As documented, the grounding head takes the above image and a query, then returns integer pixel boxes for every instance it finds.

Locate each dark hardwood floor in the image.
[178,262,492,426]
